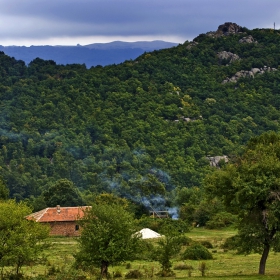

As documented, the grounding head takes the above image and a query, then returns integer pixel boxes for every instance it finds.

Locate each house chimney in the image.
[57,205,61,213]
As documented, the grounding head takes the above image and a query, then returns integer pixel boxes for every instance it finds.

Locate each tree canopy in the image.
[43,179,84,207]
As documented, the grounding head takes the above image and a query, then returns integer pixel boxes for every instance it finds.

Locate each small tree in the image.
[75,203,141,279]
[205,132,280,275]
[0,200,49,276]
[155,220,185,276]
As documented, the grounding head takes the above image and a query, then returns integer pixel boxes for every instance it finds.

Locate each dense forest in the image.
[1,23,280,218]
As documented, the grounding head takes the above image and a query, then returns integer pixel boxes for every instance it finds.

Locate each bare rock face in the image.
[239,35,257,44]
[207,156,229,168]
[217,22,243,35]
[222,66,277,84]
[207,22,243,38]
[186,41,198,50]
[217,51,240,63]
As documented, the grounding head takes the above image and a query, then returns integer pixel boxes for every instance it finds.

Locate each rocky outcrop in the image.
[207,155,229,168]
[173,115,203,122]
[217,22,243,35]
[186,41,198,50]
[222,66,277,84]
[206,22,243,38]
[217,51,240,63]
[239,35,257,44]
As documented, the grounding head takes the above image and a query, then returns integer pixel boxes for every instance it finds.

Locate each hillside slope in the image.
[0,23,280,211]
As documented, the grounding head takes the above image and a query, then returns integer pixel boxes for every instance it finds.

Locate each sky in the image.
[0,0,279,46]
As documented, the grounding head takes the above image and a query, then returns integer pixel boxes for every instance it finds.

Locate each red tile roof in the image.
[26,206,90,222]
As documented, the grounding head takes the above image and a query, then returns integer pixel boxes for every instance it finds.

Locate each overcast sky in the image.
[0,0,279,46]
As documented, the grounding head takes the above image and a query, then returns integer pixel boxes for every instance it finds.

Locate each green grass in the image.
[18,228,280,279]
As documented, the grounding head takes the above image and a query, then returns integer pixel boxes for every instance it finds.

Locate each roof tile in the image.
[26,206,90,222]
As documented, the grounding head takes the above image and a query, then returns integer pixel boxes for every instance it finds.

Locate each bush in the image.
[137,217,162,232]
[193,208,212,226]
[113,270,122,278]
[137,217,189,234]
[178,235,192,246]
[4,273,24,280]
[125,263,131,269]
[182,244,213,260]
[221,235,239,250]
[200,240,213,248]
[173,263,193,270]
[135,239,155,260]
[205,212,237,229]
[47,265,60,275]
[29,276,48,280]
[155,270,176,277]
[125,270,143,279]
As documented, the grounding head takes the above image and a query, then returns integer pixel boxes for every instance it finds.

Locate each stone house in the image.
[26,205,89,236]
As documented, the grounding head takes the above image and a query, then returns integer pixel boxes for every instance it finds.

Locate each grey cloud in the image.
[0,0,280,43]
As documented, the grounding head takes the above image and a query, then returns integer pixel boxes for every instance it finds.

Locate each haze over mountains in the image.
[0,41,178,68]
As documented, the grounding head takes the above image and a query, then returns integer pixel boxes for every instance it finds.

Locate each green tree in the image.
[43,179,84,207]
[205,132,280,275]
[75,203,141,278]
[0,200,49,276]
[0,177,9,200]
[83,192,130,209]
[155,220,184,276]
[128,174,166,197]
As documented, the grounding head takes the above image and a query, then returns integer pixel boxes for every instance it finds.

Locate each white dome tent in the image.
[138,228,162,239]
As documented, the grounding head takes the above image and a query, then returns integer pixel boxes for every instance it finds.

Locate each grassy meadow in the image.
[16,227,280,279]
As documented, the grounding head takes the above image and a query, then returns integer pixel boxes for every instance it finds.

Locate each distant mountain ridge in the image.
[84,40,178,50]
[0,40,178,68]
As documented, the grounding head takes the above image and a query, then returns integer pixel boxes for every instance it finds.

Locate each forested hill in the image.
[1,23,280,212]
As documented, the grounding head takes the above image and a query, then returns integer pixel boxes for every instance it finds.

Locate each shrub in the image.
[29,276,48,280]
[125,270,143,279]
[221,235,239,250]
[156,270,176,277]
[113,270,122,278]
[47,265,60,275]
[205,212,237,229]
[125,263,131,269]
[178,235,192,246]
[137,217,189,234]
[200,240,213,248]
[193,208,212,226]
[46,268,87,280]
[173,263,193,270]
[143,266,155,278]
[182,244,213,260]
[4,273,24,280]
[135,239,155,260]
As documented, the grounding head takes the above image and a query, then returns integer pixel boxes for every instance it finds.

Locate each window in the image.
[75,225,79,231]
